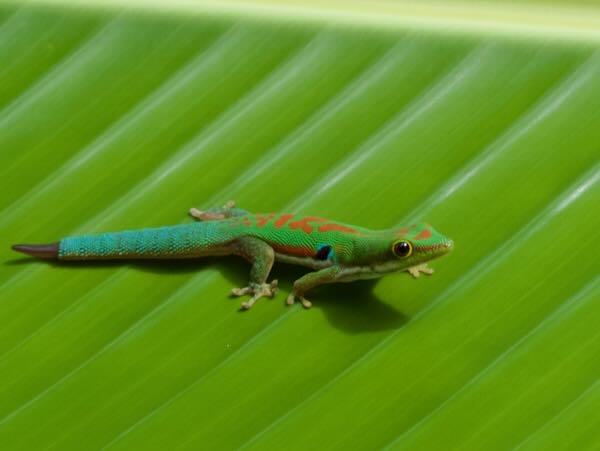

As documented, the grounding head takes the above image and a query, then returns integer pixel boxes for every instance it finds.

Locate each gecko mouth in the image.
[417,240,454,253]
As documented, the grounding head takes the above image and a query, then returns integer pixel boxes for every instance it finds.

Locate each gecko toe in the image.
[300,297,312,309]
[286,293,295,305]
[286,292,312,308]
[267,279,279,297]
[231,287,250,297]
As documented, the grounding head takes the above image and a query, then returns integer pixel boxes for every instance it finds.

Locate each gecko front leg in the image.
[286,266,341,309]
[231,237,278,310]
[407,263,434,278]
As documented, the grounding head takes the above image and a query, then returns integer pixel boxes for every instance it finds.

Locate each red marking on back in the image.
[318,223,361,235]
[289,216,327,234]
[256,213,275,227]
[397,227,409,235]
[414,228,432,240]
[274,214,294,228]
[243,217,253,227]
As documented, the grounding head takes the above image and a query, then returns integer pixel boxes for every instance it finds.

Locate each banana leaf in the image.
[0,1,598,449]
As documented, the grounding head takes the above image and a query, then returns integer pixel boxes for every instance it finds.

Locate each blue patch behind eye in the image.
[315,244,332,260]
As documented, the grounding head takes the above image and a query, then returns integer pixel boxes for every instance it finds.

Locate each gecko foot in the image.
[231,280,278,310]
[286,293,313,309]
[407,263,434,278]
[189,200,236,221]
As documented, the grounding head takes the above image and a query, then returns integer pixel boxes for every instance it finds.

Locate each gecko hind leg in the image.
[189,200,250,221]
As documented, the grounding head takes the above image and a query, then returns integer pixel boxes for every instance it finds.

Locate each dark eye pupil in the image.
[395,242,410,256]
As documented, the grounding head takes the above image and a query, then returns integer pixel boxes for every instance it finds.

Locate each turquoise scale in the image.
[58,223,227,259]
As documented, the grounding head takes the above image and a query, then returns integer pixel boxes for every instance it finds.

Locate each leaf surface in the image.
[0,1,598,450]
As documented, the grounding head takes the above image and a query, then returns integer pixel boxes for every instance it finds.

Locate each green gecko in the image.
[11,201,453,309]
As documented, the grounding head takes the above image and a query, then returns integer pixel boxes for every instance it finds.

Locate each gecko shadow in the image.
[128,259,409,334]
[5,256,409,334]
[5,255,221,273]
[310,282,409,334]
[263,263,409,334]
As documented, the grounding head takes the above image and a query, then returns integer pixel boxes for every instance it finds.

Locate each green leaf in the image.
[1,1,599,450]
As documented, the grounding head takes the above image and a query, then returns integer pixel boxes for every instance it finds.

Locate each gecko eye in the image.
[393,240,412,258]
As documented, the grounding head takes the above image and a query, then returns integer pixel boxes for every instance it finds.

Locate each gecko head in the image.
[388,223,453,267]
[372,223,454,274]
[360,223,453,276]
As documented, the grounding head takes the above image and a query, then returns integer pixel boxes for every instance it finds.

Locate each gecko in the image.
[11,201,453,310]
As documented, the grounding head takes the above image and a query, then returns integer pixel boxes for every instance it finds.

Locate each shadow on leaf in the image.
[5,256,409,333]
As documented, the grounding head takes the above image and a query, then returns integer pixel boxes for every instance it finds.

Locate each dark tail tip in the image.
[12,243,59,259]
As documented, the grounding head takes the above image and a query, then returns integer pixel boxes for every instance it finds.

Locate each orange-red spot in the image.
[243,217,253,227]
[289,216,327,234]
[318,223,361,235]
[414,228,432,240]
[256,213,275,227]
[274,213,295,228]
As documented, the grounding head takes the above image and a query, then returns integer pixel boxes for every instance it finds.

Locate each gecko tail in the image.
[12,243,59,259]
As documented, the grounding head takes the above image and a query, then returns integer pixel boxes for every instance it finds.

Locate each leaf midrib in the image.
[11,0,600,44]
